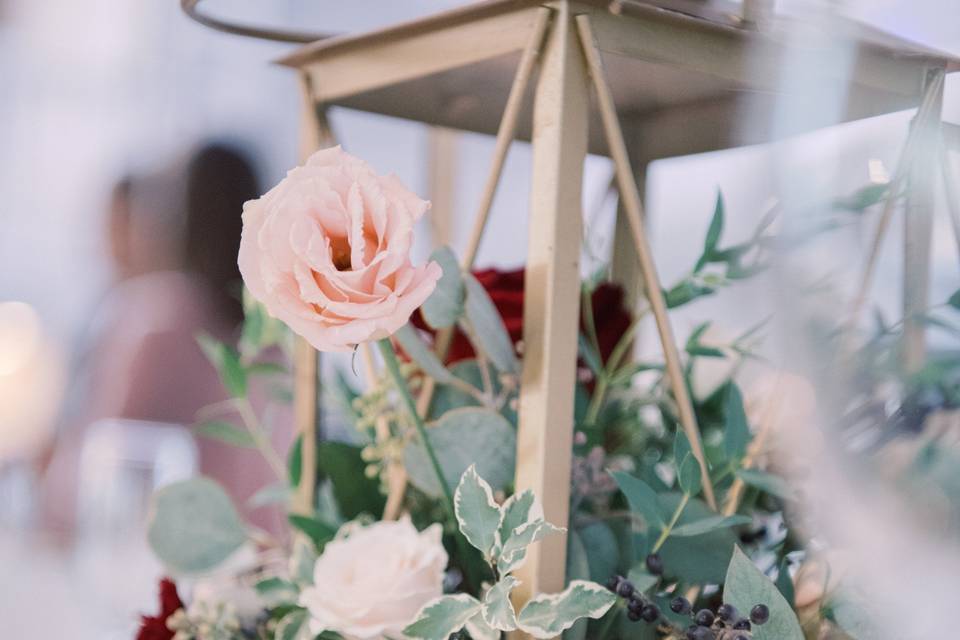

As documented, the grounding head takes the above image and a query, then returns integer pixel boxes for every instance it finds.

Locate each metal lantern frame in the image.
[184,0,959,622]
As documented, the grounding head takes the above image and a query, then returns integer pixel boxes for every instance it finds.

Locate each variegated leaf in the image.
[497,490,539,549]
[455,465,502,555]
[497,520,565,574]
[482,576,519,631]
[516,580,617,639]
[404,594,482,640]
[465,611,500,640]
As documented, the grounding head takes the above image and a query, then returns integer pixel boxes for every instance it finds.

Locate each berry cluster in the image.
[606,552,770,640]
[667,597,768,640]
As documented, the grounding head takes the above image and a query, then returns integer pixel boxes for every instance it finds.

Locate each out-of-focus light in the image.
[0,301,42,376]
[868,158,890,184]
[0,301,64,460]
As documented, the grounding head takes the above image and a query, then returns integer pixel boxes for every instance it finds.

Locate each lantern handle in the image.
[180,0,333,44]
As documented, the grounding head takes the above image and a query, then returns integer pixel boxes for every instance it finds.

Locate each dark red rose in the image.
[414,266,631,367]
[136,578,183,640]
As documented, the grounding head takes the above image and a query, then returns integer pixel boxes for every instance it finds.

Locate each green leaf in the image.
[246,361,287,377]
[677,453,702,496]
[498,520,565,575]
[275,607,310,640]
[736,468,796,501]
[516,580,616,638]
[578,333,604,377]
[612,471,664,530]
[625,567,659,594]
[394,323,456,385]
[421,246,466,329]
[463,273,519,374]
[256,577,299,607]
[405,407,515,498]
[288,514,337,551]
[454,464,503,556]
[288,435,303,488]
[949,289,960,310]
[670,514,750,537]
[576,522,620,584]
[404,594,482,640]
[195,421,257,448]
[289,537,316,585]
[723,546,804,640]
[833,183,888,212]
[147,477,247,574]
[664,280,715,309]
[247,482,290,508]
[695,193,725,272]
[197,334,247,397]
[723,383,750,461]
[498,489,538,547]
[673,430,692,465]
[317,441,385,520]
[776,557,795,609]
[658,493,736,583]
[428,359,517,425]
[482,575,519,631]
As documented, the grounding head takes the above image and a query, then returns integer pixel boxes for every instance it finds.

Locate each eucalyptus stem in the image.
[376,338,479,591]
[651,492,690,554]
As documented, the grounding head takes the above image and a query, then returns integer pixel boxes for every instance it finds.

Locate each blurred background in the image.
[0,0,958,638]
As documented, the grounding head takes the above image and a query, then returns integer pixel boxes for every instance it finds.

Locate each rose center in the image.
[330,236,352,271]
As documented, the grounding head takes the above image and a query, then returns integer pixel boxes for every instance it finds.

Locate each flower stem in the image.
[651,492,690,554]
[377,338,479,591]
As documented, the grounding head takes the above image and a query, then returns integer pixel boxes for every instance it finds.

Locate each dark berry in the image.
[688,627,716,640]
[606,575,622,592]
[750,603,770,625]
[627,608,642,622]
[627,597,644,613]
[733,618,751,630]
[616,580,635,598]
[640,603,660,623]
[717,603,738,621]
[645,553,664,576]
[671,596,692,614]
[695,609,715,627]
[686,625,699,639]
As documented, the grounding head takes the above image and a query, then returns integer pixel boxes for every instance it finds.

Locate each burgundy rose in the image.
[136,578,183,640]
[414,267,631,367]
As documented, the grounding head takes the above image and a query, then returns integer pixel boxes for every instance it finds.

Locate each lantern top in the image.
[277,0,957,158]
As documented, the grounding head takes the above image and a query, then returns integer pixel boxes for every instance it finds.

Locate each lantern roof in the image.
[277,0,958,158]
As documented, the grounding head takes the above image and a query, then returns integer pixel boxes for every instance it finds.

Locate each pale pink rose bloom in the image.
[299,518,447,639]
[239,146,442,351]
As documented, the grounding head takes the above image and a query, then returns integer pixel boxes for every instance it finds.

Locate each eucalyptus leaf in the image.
[723,546,804,640]
[463,273,519,374]
[421,246,465,329]
[677,453,702,496]
[776,556,795,608]
[255,577,299,607]
[949,288,960,310]
[625,567,659,594]
[404,594,482,640]
[658,493,736,583]
[612,471,664,530]
[482,575,519,631]
[670,514,750,537]
[724,383,750,461]
[197,334,247,397]
[405,407,515,498]
[247,482,291,509]
[195,421,257,448]
[394,324,456,385]
[147,477,247,574]
[737,468,796,501]
[454,465,502,555]
[516,580,616,638]
[576,521,619,584]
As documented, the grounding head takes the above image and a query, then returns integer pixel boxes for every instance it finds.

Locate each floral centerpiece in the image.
[137,147,959,640]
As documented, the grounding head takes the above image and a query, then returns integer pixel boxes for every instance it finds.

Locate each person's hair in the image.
[181,143,260,328]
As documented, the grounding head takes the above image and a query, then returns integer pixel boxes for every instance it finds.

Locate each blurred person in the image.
[40,142,289,539]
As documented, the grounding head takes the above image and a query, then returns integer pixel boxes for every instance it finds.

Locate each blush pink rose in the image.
[299,518,447,639]
[238,146,442,352]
